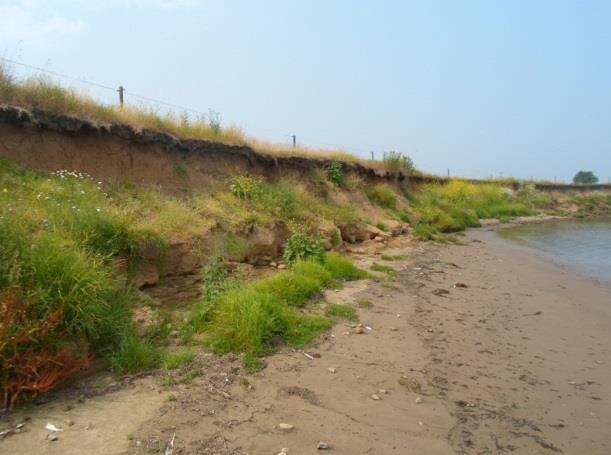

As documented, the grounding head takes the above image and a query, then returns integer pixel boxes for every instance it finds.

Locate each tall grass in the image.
[0,160,163,405]
[188,253,366,357]
[0,64,374,166]
[412,180,533,238]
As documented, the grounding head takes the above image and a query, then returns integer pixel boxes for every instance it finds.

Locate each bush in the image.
[326,162,344,186]
[382,151,415,172]
[283,233,325,265]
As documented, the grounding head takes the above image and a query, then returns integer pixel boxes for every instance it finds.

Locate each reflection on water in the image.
[498,219,611,284]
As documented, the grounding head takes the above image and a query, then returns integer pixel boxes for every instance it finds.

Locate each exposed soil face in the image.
[0,105,403,193]
[2,231,610,454]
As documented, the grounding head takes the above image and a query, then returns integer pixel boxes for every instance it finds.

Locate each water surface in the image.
[498,219,611,284]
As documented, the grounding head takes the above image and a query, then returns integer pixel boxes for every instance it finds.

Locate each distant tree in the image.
[573,171,599,184]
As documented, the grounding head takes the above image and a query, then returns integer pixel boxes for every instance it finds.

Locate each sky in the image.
[1,0,610,182]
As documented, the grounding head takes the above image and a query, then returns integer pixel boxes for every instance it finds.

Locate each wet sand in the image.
[1,231,610,454]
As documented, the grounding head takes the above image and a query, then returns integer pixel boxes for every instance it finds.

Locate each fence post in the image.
[118,86,124,108]
[291,135,296,148]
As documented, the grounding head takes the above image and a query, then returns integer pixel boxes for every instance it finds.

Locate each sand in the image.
[1,230,610,454]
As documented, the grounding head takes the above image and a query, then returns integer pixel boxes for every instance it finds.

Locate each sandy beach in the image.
[1,230,610,454]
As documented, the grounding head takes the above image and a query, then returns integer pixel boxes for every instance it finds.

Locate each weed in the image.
[283,233,325,265]
[230,176,264,200]
[326,162,344,186]
[326,304,358,321]
[163,350,196,370]
[376,222,387,231]
[167,393,177,402]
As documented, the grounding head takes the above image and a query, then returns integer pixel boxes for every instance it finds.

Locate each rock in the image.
[317,441,330,450]
[327,367,336,374]
[337,223,373,243]
[378,389,388,394]
[415,397,423,404]
[277,449,289,455]
[454,282,468,288]
[47,433,58,442]
[278,423,294,431]
[243,220,291,265]
[351,323,365,334]
[370,394,381,400]
[278,264,287,270]
[270,261,277,267]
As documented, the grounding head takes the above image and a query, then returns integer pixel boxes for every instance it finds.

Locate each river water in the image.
[497,218,611,284]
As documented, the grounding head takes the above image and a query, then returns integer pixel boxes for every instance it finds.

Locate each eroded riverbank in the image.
[2,231,610,454]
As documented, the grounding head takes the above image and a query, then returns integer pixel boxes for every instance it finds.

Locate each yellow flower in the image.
[2,188,7,193]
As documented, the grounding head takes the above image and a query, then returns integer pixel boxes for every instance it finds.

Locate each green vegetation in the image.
[411,180,533,239]
[370,263,396,275]
[326,161,344,186]
[573,170,599,184]
[283,232,325,265]
[163,350,196,370]
[0,64,374,167]
[380,254,408,261]
[366,184,398,210]
[0,160,164,407]
[382,151,416,173]
[188,254,366,358]
[326,304,358,321]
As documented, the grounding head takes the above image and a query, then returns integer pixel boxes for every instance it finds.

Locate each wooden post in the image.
[291,135,296,148]
[118,86,124,108]
[371,151,374,160]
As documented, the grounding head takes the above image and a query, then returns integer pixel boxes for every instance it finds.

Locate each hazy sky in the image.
[1,0,610,182]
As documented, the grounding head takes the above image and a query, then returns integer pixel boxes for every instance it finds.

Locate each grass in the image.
[0,63,378,167]
[411,180,533,239]
[366,184,398,210]
[380,254,408,261]
[370,263,396,275]
[326,304,358,322]
[163,350,196,370]
[188,254,366,357]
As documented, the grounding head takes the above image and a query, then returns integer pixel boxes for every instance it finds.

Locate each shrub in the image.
[382,151,415,172]
[326,162,344,186]
[283,233,325,265]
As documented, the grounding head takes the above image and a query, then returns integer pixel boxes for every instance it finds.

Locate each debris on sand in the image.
[278,423,294,431]
[454,282,468,288]
[370,394,381,400]
[317,441,330,450]
[398,376,422,394]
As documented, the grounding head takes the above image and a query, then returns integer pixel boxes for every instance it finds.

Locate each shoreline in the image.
[1,231,610,453]
[407,229,611,453]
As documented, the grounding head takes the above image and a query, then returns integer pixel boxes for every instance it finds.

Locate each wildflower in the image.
[2,188,7,193]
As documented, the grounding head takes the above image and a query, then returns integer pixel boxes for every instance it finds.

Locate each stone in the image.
[415,397,423,404]
[327,367,336,374]
[278,264,287,270]
[317,441,330,450]
[47,433,59,442]
[278,423,294,431]
[370,394,381,400]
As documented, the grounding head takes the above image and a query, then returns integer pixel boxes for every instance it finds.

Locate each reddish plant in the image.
[0,294,90,408]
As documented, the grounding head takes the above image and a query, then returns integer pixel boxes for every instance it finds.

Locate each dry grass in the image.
[0,64,379,167]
